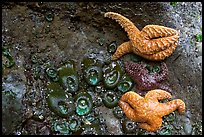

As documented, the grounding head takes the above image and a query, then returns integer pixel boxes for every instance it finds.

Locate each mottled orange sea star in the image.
[104,12,180,61]
[118,89,185,132]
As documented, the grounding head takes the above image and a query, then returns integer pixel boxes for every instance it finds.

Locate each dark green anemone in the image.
[107,41,117,53]
[113,106,125,119]
[32,65,41,80]
[81,57,103,86]
[58,60,79,93]
[129,53,142,62]
[46,82,75,118]
[102,90,119,108]
[145,64,161,74]
[121,119,137,133]
[45,11,54,22]
[74,123,101,135]
[74,91,93,116]
[68,115,81,132]
[164,112,175,122]
[84,66,102,86]
[46,67,59,82]
[103,61,123,89]
[52,120,70,135]
[117,74,133,93]
[157,126,172,135]
[31,54,38,64]
[152,65,161,73]
[2,46,15,68]
[82,112,100,125]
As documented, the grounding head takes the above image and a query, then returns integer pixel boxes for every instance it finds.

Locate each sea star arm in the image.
[119,91,143,107]
[139,117,162,132]
[157,99,186,117]
[132,25,179,55]
[141,25,179,40]
[104,12,140,41]
[155,83,173,94]
[125,61,146,73]
[135,41,177,61]
[154,62,168,82]
[104,12,179,61]
[145,89,172,101]
[112,41,132,60]
[118,100,140,121]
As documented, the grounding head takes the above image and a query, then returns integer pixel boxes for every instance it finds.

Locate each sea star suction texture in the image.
[118,90,185,132]
[124,60,172,93]
[104,12,180,61]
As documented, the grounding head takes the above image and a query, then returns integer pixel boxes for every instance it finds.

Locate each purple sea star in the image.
[124,61,172,93]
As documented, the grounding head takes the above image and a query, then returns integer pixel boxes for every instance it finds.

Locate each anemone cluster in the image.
[43,43,179,134]
[45,53,134,135]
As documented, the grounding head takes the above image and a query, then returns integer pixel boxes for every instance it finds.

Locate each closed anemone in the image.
[45,11,54,22]
[64,75,78,93]
[58,60,79,93]
[46,83,75,118]
[121,119,137,133]
[113,106,125,119]
[152,65,161,73]
[102,90,119,108]
[46,67,59,82]
[74,124,101,135]
[107,41,117,53]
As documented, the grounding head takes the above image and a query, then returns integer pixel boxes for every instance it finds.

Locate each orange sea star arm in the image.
[118,100,140,121]
[139,116,163,132]
[141,25,179,39]
[104,12,140,41]
[157,99,186,116]
[145,89,172,101]
[119,91,143,107]
[135,41,177,61]
[112,41,132,60]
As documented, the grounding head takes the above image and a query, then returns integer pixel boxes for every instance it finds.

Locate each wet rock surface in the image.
[2,2,202,135]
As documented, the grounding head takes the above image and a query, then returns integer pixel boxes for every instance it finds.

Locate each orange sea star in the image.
[104,12,180,61]
[118,89,185,132]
